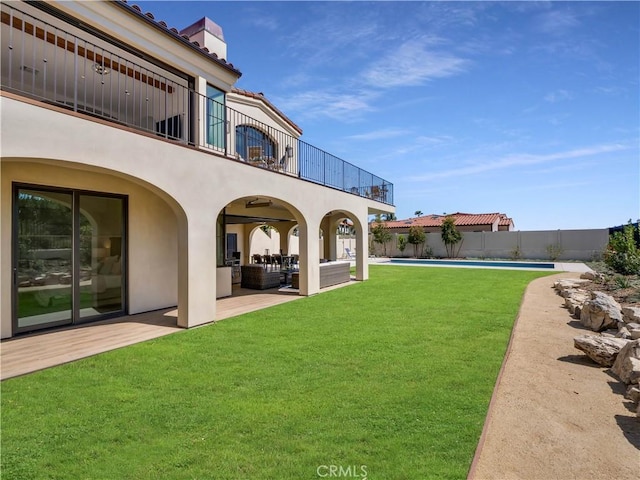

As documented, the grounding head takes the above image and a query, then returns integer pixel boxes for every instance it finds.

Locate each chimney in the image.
[179,17,227,60]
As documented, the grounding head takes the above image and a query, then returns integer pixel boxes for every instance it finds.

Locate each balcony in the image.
[0,3,394,205]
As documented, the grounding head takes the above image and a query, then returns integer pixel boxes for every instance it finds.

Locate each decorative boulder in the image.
[564,290,590,317]
[554,279,590,293]
[612,339,640,384]
[580,292,623,331]
[626,323,640,340]
[580,271,604,281]
[622,306,640,325]
[616,325,632,340]
[625,385,640,403]
[573,335,629,367]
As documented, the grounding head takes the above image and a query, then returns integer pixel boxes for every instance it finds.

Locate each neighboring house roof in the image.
[230,88,303,136]
[116,0,242,77]
[381,212,514,230]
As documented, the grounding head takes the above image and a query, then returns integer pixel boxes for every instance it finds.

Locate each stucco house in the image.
[381,213,514,233]
[0,1,394,338]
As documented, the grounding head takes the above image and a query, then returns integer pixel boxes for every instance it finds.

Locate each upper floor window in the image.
[206,85,225,149]
[235,125,275,161]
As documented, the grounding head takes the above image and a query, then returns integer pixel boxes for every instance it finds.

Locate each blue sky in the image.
[139,1,639,230]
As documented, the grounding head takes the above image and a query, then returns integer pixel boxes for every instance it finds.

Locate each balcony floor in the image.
[1,282,355,380]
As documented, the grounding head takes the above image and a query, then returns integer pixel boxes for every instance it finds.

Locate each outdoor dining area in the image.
[244,145,294,173]
[350,184,390,203]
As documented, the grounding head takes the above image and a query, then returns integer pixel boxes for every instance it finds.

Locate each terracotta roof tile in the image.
[381,212,514,229]
[117,1,242,77]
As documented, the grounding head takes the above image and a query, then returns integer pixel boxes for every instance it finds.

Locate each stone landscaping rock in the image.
[612,339,640,384]
[564,290,590,317]
[620,323,640,340]
[573,335,629,367]
[554,279,590,293]
[622,306,640,324]
[580,271,605,282]
[625,385,640,403]
[626,323,640,340]
[555,274,640,420]
[580,292,623,332]
[616,326,632,340]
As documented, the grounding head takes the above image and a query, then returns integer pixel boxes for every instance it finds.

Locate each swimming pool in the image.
[388,258,556,269]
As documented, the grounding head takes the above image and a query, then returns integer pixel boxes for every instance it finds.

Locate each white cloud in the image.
[406,144,629,181]
[360,38,469,88]
[244,11,279,31]
[272,90,378,121]
[544,89,573,103]
[544,90,572,103]
[346,128,412,141]
[536,9,581,35]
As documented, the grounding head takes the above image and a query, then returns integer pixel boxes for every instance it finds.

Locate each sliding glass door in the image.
[13,186,126,334]
[78,194,124,320]
[14,189,74,330]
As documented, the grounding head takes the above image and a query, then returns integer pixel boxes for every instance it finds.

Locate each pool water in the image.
[388,258,556,269]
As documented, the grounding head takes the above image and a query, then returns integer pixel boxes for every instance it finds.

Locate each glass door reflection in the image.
[16,189,73,330]
[79,195,124,320]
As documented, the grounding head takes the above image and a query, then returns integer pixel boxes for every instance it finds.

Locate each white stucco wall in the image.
[1,96,391,336]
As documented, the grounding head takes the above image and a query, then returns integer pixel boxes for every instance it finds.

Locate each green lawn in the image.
[1,266,551,479]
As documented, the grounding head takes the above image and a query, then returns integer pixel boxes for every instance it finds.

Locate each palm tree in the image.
[414,210,423,217]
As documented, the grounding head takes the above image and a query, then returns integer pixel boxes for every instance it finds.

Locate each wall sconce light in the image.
[285,145,293,159]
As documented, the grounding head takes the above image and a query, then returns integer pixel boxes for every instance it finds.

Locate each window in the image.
[235,125,275,161]
[206,85,225,149]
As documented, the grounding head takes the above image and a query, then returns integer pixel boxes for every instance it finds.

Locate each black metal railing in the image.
[1,3,394,205]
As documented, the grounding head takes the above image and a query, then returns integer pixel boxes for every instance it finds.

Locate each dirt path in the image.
[468,273,640,480]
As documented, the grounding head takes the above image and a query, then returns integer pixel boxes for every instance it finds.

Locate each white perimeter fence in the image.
[367,229,610,261]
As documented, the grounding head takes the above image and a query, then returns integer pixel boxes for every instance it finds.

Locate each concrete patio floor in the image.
[1,284,311,380]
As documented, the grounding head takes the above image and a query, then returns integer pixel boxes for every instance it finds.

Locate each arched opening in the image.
[216,195,304,295]
[319,210,362,262]
[3,159,186,335]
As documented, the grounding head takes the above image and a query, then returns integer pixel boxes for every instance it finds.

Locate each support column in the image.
[177,214,217,328]
[320,216,334,260]
[277,221,297,254]
[355,218,369,281]
[298,222,319,296]
[242,224,254,264]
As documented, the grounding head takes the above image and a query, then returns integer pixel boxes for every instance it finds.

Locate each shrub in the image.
[371,223,392,257]
[397,235,408,256]
[614,275,631,289]
[407,225,426,258]
[441,216,463,258]
[545,243,564,261]
[604,223,640,275]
